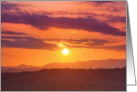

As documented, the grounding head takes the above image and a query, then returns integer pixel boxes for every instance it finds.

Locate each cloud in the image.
[69,44,126,51]
[1,31,26,35]
[1,2,126,36]
[1,1,28,11]
[42,11,126,23]
[79,1,114,5]
[46,39,90,44]
[44,39,125,51]
[85,39,110,45]
[100,45,126,51]
[45,39,111,45]
[1,36,57,50]
[1,12,126,36]
[90,1,113,4]
[61,39,125,51]
[1,33,125,51]
[80,1,125,12]
[84,44,126,51]
[1,1,20,11]
[105,15,126,23]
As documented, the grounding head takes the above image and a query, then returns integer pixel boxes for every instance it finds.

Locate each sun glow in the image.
[62,48,69,55]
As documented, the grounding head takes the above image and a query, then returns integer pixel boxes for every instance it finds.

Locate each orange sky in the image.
[1,1,126,67]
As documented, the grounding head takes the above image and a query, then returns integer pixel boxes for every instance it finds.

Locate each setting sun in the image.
[62,48,69,55]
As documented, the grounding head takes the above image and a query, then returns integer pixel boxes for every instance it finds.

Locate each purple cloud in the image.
[1,31,26,35]
[1,13,126,36]
[1,31,125,51]
[1,2,126,36]
[1,36,57,50]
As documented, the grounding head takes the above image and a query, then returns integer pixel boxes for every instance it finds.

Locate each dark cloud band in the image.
[1,36,57,50]
[1,31,26,35]
[1,32,126,51]
[1,13,126,36]
[1,1,126,36]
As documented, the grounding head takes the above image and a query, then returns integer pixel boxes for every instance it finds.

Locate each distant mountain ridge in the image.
[1,59,126,73]
[1,64,42,73]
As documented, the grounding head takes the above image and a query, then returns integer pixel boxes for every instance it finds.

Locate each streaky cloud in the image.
[1,31,26,35]
[1,36,57,50]
[1,13,126,36]
[1,34,126,51]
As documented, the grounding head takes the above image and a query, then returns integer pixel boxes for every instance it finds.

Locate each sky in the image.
[1,1,126,67]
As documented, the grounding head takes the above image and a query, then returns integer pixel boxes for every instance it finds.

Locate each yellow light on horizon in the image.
[62,48,69,55]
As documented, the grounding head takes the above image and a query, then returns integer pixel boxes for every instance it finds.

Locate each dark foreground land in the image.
[1,67,126,91]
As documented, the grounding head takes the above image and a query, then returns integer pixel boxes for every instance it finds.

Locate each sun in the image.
[62,48,69,55]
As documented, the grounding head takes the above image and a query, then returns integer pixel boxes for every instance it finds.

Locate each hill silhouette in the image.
[43,59,125,69]
[1,67,126,91]
[1,59,126,73]
[1,64,42,73]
